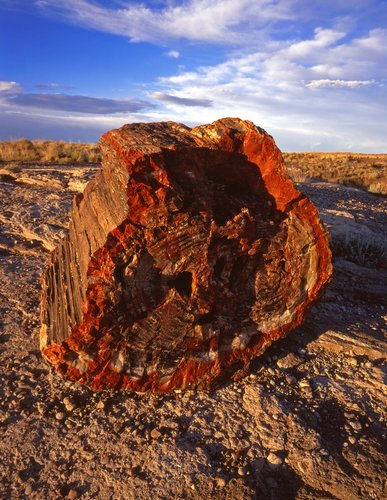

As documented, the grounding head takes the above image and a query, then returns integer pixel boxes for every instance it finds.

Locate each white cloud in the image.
[35,0,294,44]
[306,79,376,89]
[151,26,387,151]
[4,1,386,150]
[0,81,21,93]
[165,50,180,58]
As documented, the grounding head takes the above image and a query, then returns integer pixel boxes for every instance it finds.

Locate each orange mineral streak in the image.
[40,118,332,392]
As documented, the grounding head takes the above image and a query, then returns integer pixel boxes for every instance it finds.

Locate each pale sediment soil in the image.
[0,163,386,499]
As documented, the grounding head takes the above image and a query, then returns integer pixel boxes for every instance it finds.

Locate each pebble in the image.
[237,466,246,477]
[55,411,66,421]
[63,397,76,412]
[348,436,357,444]
[215,476,227,488]
[67,489,78,499]
[277,353,303,370]
[320,449,329,456]
[24,484,33,495]
[96,400,105,410]
[266,452,283,468]
[150,428,162,439]
[349,421,362,431]
[285,374,296,385]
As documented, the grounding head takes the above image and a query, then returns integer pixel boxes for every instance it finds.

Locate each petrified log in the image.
[40,118,332,392]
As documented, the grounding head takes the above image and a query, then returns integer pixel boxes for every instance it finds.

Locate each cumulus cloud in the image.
[152,26,386,151]
[151,92,212,107]
[4,1,386,150]
[3,93,153,114]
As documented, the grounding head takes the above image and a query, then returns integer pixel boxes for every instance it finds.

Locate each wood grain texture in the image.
[40,118,332,391]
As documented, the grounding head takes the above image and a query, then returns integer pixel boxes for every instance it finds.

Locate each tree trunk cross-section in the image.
[40,118,332,392]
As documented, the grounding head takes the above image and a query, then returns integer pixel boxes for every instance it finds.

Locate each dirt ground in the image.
[0,162,386,499]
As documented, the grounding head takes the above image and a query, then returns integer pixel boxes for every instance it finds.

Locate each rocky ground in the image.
[0,162,386,499]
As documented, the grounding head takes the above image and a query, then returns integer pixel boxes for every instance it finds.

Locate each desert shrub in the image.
[283,152,387,195]
[0,138,39,161]
[368,182,387,196]
[333,231,387,269]
[0,140,101,163]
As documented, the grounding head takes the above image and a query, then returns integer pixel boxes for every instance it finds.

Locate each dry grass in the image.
[1,141,385,195]
[0,139,101,164]
[283,152,387,195]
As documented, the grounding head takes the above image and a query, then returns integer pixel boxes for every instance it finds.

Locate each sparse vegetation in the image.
[0,139,101,164]
[0,142,385,196]
[283,152,387,195]
[332,230,387,269]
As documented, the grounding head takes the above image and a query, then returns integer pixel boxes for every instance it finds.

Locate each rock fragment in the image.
[40,118,332,392]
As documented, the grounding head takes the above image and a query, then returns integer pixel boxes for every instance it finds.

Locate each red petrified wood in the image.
[40,118,332,392]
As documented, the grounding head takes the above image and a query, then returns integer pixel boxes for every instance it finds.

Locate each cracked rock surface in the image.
[0,152,386,498]
[40,119,331,392]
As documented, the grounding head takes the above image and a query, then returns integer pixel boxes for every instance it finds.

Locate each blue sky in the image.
[0,0,386,151]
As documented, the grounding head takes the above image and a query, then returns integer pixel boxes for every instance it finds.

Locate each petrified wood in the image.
[40,118,332,392]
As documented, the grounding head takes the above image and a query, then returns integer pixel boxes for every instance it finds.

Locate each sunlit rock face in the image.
[40,118,332,392]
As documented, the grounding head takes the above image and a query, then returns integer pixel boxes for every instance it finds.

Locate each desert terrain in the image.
[0,142,386,499]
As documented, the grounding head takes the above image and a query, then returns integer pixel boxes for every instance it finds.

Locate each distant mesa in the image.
[40,118,332,392]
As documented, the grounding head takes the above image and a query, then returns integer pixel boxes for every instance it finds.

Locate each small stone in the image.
[215,476,227,488]
[349,421,362,431]
[348,436,357,444]
[277,353,303,369]
[298,348,306,356]
[24,484,33,495]
[67,489,78,499]
[348,358,358,366]
[285,374,296,385]
[237,466,246,477]
[96,400,105,410]
[267,452,283,468]
[364,361,372,368]
[299,380,311,388]
[320,449,329,456]
[55,411,66,421]
[150,428,162,439]
[63,397,76,412]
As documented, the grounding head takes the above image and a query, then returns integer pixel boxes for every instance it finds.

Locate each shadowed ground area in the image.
[0,161,385,499]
